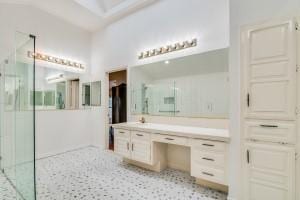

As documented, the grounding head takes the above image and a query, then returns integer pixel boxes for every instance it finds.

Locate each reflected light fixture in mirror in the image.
[46,74,65,84]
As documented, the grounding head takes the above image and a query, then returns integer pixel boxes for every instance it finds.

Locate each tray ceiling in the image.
[0,0,157,31]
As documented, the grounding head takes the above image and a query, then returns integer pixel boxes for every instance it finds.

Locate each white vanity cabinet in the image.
[114,129,131,158]
[113,123,230,189]
[114,128,152,165]
[241,17,298,200]
[131,131,151,164]
[244,143,295,200]
[190,139,228,185]
[242,18,297,120]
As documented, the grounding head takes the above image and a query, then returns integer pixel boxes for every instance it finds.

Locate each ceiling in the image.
[0,0,157,32]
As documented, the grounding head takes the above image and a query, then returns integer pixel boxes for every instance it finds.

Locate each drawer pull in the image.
[165,138,175,141]
[260,124,278,128]
[119,131,125,134]
[202,172,214,177]
[202,143,214,147]
[136,134,144,137]
[202,157,215,161]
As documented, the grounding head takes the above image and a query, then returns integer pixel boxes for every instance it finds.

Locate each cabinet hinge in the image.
[297,65,300,72]
[295,107,299,115]
[296,22,300,31]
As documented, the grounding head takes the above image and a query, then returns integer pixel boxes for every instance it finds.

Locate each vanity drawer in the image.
[115,129,130,138]
[192,150,225,168]
[245,120,296,144]
[190,139,226,152]
[151,134,188,146]
[131,131,151,141]
[191,164,226,185]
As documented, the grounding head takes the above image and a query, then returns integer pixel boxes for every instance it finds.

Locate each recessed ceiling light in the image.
[164,60,170,64]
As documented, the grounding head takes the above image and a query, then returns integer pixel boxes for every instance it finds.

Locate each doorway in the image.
[108,70,127,151]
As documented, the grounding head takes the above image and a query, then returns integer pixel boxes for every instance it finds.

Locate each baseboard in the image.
[196,178,228,193]
[167,162,190,172]
[227,196,237,200]
[90,144,105,150]
[36,145,94,160]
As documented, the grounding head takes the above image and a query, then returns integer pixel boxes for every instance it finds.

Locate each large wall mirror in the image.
[130,48,229,118]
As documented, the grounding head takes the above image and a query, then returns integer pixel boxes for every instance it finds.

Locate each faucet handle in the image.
[139,117,146,123]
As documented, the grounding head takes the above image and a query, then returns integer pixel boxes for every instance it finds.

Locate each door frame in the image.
[104,67,127,150]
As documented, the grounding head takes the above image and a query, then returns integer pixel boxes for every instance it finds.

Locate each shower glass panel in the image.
[0,32,36,200]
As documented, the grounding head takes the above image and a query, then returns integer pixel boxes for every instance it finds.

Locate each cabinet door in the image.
[244,143,295,200]
[114,129,131,158]
[131,139,151,164]
[115,136,130,158]
[242,18,297,120]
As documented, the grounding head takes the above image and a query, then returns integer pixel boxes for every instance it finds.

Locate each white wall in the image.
[0,4,91,65]
[0,3,93,158]
[229,1,300,199]
[90,0,229,147]
[36,110,92,158]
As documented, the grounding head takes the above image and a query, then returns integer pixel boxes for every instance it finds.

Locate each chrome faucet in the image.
[139,117,146,123]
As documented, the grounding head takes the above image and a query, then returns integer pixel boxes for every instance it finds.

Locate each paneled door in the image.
[131,137,151,164]
[114,130,131,158]
[242,18,297,120]
[244,142,295,200]
[114,136,130,158]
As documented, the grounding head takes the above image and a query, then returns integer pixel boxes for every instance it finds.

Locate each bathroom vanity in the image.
[112,122,230,190]
[112,47,231,191]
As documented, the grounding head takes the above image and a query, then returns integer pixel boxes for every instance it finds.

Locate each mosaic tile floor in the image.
[0,172,17,200]
[1,147,227,200]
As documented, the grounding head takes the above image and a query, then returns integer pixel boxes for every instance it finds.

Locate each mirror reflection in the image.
[82,82,91,107]
[91,81,101,106]
[130,48,229,118]
[34,65,101,110]
[34,66,80,110]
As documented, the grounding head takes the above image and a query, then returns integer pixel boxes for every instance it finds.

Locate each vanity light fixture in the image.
[27,51,85,70]
[138,38,197,59]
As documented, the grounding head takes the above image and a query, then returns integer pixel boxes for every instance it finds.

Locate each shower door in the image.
[0,32,36,200]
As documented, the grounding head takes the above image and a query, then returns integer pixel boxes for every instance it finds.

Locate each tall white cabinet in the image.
[241,18,298,200]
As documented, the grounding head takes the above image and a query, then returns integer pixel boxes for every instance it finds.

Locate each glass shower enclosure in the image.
[0,32,36,200]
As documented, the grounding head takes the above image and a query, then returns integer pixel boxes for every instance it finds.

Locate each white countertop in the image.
[112,122,230,142]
